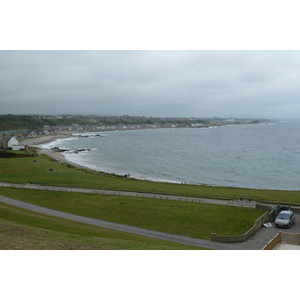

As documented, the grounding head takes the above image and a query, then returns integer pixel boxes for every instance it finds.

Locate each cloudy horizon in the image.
[1,50,300,119]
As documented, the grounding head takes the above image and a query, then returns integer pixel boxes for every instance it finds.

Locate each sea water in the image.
[41,120,300,190]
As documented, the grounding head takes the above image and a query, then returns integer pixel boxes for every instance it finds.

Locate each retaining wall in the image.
[211,210,275,243]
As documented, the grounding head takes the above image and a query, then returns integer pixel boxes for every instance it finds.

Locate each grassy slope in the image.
[0,202,204,250]
[0,187,264,240]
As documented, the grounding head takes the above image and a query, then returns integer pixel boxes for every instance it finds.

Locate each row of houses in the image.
[42,122,189,132]
[1,120,208,150]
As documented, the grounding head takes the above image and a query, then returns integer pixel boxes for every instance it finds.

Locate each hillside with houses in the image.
[0,114,270,131]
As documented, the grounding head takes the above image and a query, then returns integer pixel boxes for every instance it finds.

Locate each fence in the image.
[263,232,300,250]
[0,180,236,202]
[281,232,300,245]
[263,232,281,250]
[260,198,300,208]
[0,130,27,134]
[233,195,263,202]
[0,182,249,204]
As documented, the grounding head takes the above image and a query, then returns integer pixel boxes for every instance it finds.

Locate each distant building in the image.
[71,124,83,131]
[227,118,236,123]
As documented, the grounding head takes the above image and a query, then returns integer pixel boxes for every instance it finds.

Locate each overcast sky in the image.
[1,50,300,119]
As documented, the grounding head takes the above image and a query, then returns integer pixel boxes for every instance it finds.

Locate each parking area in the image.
[263,212,300,239]
[226,212,300,250]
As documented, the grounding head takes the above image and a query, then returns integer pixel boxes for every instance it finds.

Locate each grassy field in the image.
[0,202,205,250]
[0,187,264,240]
[1,150,300,204]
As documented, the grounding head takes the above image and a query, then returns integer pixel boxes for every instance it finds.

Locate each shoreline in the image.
[20,133,97,171]
[20,132,188,182]
[18,127,298,191]
[20,133,73,146]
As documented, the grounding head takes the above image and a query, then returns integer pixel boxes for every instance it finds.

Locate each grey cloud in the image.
[1,50,300,118]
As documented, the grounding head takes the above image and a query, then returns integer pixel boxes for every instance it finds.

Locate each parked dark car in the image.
[272,204,291,216]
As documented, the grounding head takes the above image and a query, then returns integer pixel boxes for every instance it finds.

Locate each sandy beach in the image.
[20,133,90,170]
[20,133,72,146]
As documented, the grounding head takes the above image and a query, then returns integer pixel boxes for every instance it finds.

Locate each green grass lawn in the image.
[0,202,205,250]
[0,187,265,240]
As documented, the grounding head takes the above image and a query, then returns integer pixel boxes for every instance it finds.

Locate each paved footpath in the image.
[0,182,289,250]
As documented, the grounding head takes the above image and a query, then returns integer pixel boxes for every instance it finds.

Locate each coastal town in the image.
[0,114,272,150]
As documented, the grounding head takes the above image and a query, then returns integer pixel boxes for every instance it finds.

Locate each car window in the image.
[277,213,289,219]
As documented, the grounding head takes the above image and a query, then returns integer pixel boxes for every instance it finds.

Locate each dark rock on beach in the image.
[77,134,102,138]
[52,147,68,152]
[52,147,91,153]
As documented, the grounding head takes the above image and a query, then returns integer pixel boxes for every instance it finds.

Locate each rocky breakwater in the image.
[51,147,92,154]
[76,134,103,138]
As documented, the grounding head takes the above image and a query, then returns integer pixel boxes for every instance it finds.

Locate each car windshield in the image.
[277,213,289,219]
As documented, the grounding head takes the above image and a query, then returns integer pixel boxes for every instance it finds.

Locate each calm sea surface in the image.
[42,121,300,190]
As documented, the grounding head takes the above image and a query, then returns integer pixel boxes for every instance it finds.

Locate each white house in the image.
[7,137,25,150]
